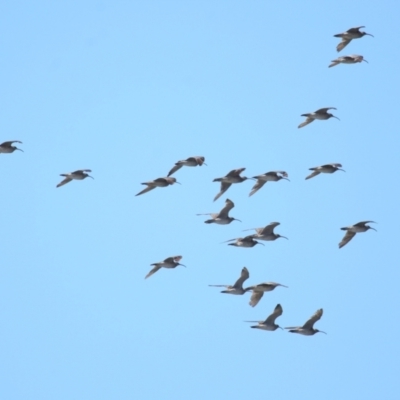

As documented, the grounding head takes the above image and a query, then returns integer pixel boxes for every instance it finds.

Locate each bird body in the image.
[213,168,249,201]
[334,26,373,52]
[135,177,179,196]
[285,308,326,335]
[243,222,288,241]
[298,108,339,128]
[0,140,23,153]
[305,163,345,180]
[209,267,249,295]
[145,256,185,279]
[56,169,93,188]
[197,199,241,225]
[329,55,368,68]
[167,156,206,176]
[246,304,283,331]
[339,221,376,248]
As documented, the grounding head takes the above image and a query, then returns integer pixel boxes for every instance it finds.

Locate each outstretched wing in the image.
[303,309,323,329]
[305,170,321,180]
[328,59,340,68]
[298,117,314,129]
[135,185,156,196]
[233,267,250,289]
[249,180,266,197]
[214,182,232,202]
[226,168,245,177]
[337,39,351,52]
[348,26,365,32]
[339,230,356,248]
[56,177,72,188]
[265,304,283,325]
[167,163,182,177]
[316,107,336,113]
[259,222,280,235]
[218,199,234,218]
[354,221,376,227]
[1,140,22,147]
[249,291,264,307]
[145,265,161,279]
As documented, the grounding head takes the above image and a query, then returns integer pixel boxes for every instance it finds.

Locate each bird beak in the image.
[333,116,340,120]
[256,242,265,246]
[203,162,208,166]
[370,227,377,232]
[366,33,374,37]
[16,148,24,152]
[278,326,283,330]
[338,169,346,172]
[234,219,242,222]
[88,175,94,179]
[178,263,187,268]
[278,284,288,288]
[175,181,181,185]
[283,178,290,182]
[363,59,369,63]
[280,236,289,240]
[318,330,327,334]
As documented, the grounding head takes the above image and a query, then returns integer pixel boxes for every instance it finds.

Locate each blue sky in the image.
[1,1,399,399]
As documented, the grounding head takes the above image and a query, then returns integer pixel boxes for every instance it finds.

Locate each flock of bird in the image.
[1,26,375,336]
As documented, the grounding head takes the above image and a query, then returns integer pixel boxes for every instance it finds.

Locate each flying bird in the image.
[243,222,288,241]
[305,163,345,180]
[285,308,326,335]
[167,156,206,176]
[298,108,339,128]
[56,169,93,188]
[334,26,373,52]
[212,168,250,201]
[222,235,264,248]
[249,171,289,197]
[145,256,186,279]
[0,140,23,154]
[329,55,368,68]
[339,221,376,248]
[209,267,250,295]
[135,177,180,196]
[245,304,283,331]
[244,282,288,307]
[197,198,241,225]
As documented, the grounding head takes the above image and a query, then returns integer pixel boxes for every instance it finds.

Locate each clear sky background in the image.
[1,1,399,399]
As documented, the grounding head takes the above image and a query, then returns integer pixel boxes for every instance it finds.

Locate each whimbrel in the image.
[223,235,264,248]
[245,304,283,331]
[0,140,23,153]
[334,26,373,52]
[305,163,345,180]
[167,156,206,177]
[298,108,339,129]
[197,198,241,225]
[329,55,368,68]
[339,221,376,249]
[56,169,93,188]
[209,267,249,294]
[243,222,288,241]
[244,282,288,307]
[145,255,186,279]
[285,308,326,335]
[135,177,180,196]
[249,171,289,197]
[213,168,250,201]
